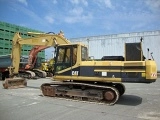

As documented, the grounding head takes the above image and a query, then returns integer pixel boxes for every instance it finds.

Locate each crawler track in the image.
[41,82,125,105]
[18,71,36,79]
[32,69,47,78]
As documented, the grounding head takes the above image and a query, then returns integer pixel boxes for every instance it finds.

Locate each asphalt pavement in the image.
[0,78,160,120]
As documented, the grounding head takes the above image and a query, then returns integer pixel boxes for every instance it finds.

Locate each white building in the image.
[70,30,160,71]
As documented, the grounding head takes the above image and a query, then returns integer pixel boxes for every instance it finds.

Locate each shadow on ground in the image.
[27,86,40,89]
[26,86,142,106]
[117,94,142,106]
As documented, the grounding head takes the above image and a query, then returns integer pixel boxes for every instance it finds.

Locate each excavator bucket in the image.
[3,77,27,89]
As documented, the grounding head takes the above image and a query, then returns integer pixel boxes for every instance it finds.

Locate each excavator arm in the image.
[25,45,50,70]
[24,31,69,70]
[3,32,71,89]
[12,32,70,75]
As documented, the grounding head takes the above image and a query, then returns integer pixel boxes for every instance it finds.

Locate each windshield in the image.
[55,45,77,72]
[81,46,88,61]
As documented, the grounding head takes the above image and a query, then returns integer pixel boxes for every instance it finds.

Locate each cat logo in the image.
[72,71,79,76]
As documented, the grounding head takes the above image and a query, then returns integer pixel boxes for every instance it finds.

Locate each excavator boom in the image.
[25,45,50,69]
[3,32,71,89]
[12,32,70,75]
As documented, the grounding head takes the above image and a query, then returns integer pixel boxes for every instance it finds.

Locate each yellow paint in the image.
[53,75,122,82]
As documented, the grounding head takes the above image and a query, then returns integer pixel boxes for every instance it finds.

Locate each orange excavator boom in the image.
[25,45,49,69]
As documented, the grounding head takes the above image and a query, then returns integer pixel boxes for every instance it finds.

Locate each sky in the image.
[0,0,160,59]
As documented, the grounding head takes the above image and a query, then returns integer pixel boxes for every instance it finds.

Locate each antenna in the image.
[150,52,154,60]
[140,37,143,42]
[147,48,150,60]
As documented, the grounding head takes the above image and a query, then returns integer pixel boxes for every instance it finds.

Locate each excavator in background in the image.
[40,58,55,77]
[0,55,42,80]
[2,31,157,105]
[24,45,49,78]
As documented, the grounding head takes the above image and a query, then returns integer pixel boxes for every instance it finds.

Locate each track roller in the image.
[41,85,56,97]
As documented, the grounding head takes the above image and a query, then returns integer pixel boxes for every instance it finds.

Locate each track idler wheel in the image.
[103,88,119,105]
[41,84,56,97]
[2,77,27,89]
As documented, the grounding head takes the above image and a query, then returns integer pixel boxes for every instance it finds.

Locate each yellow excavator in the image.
[2,31,157,105]
[40,58,55,77]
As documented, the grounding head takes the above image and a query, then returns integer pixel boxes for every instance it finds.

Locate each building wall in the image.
[0,21,45,59]
[70,30,160,70]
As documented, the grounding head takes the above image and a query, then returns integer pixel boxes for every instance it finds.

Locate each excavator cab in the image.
[54,44,88,74]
